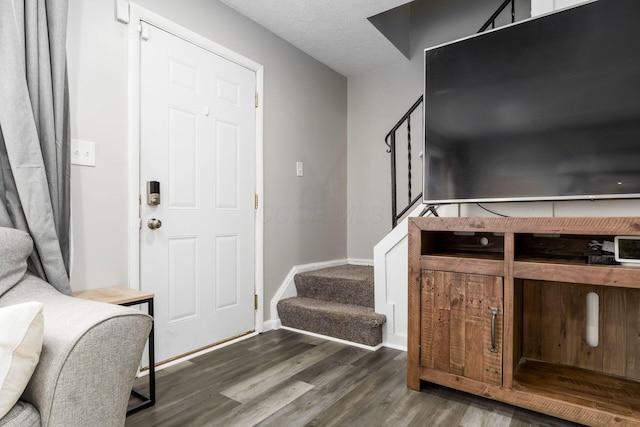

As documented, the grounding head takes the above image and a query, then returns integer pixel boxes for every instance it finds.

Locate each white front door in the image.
[139,23,256,364]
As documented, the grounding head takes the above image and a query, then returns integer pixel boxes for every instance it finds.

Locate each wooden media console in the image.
[408,217,640,426]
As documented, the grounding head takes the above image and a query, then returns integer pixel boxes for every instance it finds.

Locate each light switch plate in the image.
[296,161,303,177]
[71,139,96,167]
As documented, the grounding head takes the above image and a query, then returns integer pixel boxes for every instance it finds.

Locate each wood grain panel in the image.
[512,278,524,373]
[464,319,484,382]
[420,256,503,276]
[521,281,640,380]
[503,232,515,390]
[540,282,563,364]
[560,283,582,368]
[449,276,466,376]
[626,291,640,379]
[433,271,451,372]
[483,276,503,386]
[464,274,485,382]
[602,288,626,377]
[420,270,435,369]
[522,280,542,360]
[514,262,640,289]
[407,219,423,390]
[411,217,640,236]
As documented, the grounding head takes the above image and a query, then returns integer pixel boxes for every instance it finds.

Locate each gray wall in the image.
[347,0,531,259]
[67,0,348,321]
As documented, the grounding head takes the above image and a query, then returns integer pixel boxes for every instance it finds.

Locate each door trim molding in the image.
[126,3,265,332]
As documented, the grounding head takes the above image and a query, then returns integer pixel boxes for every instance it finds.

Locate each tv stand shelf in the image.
[513,358,640,418]
[408,217,640,426]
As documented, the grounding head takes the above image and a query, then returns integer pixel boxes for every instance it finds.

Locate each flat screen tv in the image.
[423,0,640,205]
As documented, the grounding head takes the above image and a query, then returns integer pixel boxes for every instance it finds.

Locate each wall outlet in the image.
[71,139,96,167]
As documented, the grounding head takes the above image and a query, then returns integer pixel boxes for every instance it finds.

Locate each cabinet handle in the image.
[490,307,499,353]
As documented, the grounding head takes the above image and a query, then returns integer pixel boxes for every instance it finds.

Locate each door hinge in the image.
[254,294,259,310]
[418,344,421,361]
[255,194,259,209]
[255,92,259,108]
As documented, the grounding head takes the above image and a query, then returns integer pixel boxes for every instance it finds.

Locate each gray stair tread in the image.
[295,264,374,308]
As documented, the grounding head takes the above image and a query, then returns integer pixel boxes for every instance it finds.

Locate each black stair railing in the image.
[385,0,517,228]
[384,96,423,228]
[478,0,516,33]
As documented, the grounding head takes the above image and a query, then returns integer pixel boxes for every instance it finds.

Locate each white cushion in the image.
[0,302,44,419]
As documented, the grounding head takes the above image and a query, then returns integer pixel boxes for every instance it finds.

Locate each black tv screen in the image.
[423,0,640,205]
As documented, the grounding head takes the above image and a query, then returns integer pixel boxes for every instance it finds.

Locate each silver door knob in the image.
[147,218,162,229]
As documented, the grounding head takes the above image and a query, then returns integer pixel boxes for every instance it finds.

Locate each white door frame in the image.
[125,3,265,333]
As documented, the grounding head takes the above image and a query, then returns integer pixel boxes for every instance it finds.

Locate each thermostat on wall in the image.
[614,236,640,266]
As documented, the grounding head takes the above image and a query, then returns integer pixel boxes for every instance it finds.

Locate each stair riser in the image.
[279,308,382,347]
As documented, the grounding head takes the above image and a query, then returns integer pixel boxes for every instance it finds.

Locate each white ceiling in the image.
[219,0,414,77]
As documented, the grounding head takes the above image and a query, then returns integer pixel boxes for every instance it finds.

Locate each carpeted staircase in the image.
[277,264,386,347]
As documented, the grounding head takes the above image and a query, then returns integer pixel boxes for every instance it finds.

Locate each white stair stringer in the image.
[374,204,459,350]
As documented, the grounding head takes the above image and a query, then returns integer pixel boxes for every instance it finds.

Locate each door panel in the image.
[140,23,256,364]
[168,108,198,208]
[215,121,240,209]
[168,237,198,322]
[215,235,239,309]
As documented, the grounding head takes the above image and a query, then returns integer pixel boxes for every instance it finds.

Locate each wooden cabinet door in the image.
[421,270,503,386]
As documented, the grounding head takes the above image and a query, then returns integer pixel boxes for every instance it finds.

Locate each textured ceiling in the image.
[219,0,413,77]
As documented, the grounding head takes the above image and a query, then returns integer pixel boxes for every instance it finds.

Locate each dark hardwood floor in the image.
[126,330,582,427]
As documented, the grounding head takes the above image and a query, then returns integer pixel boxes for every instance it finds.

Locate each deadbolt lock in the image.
[147,181,161,205]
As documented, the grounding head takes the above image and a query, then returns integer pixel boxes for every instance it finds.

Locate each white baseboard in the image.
[263,318,280,331]
[347,258,374,266]
[280,326,382,351]
[383,334,408,351]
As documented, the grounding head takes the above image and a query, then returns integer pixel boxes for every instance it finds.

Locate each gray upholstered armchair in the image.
[0,227,152,426]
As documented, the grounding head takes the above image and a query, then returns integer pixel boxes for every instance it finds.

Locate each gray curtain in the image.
[0,0,71,295]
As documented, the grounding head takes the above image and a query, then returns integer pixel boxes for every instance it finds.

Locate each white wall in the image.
[347,0,531,260]
[67,0,348,321]
[532,0,590,16]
